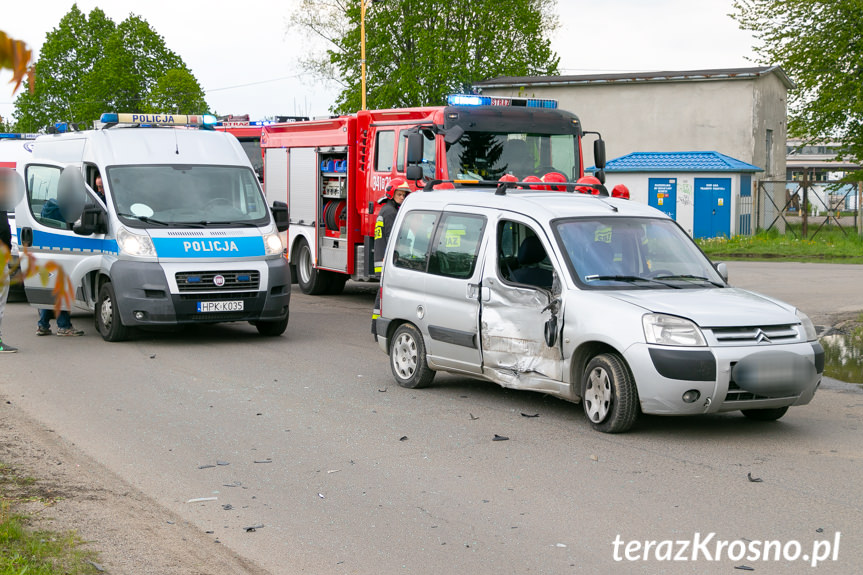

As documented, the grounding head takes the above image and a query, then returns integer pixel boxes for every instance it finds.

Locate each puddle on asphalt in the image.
[820,333,863,385]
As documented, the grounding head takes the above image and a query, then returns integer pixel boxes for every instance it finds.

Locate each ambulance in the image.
[15,113,291,341]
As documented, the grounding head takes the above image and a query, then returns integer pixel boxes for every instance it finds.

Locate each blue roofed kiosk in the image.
[594,151,762,239]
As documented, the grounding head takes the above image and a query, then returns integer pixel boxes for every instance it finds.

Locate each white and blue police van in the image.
[15,113,290,341]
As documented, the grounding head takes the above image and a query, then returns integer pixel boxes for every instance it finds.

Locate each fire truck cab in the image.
[261,95,606,295]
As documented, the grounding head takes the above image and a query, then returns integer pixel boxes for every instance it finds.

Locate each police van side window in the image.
[26,165,66,229]
[393,211,438,272]
[427,213,486,279]
[375,131,395,172]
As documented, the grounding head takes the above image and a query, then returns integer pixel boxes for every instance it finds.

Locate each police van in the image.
[15,113,291,341]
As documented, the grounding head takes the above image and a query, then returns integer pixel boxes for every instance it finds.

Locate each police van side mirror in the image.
[73,205,107,236]
[271,201,289,232]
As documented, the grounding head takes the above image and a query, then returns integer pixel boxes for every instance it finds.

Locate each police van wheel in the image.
[254,312,289,337]
[581,353,638,433]
[389,323,435,389]
[296,238,330,295]
[97,282,130,342]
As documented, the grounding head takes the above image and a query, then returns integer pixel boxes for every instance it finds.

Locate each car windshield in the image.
[554,217,725,289]
[107,165,269,228]
[446,131,579,181]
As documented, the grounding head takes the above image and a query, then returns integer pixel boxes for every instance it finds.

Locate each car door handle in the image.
[20,227,32,247]
[467,283,490,302]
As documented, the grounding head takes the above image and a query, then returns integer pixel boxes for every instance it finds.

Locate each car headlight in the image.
[643,313,707,347]
[796,309,817,342]
[263,232,284,256]
[117,227,156,258]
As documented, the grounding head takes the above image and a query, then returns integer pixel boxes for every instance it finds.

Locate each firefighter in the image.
[373,177,410,273]
[372,177,410,334]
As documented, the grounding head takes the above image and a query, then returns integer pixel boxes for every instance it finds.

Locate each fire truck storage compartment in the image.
[288,147,317,226]
[318,147,348,271]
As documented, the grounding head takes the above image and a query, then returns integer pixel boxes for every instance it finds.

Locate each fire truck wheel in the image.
[97,281,131,342]
[253,311,289,337]
[325,273,347,295]
[295,238,331,295]
[389,323,435,389]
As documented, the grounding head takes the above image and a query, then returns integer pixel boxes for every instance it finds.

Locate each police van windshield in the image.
[446,132,578,181]
[554,217,725,290]
[108,165,269,228]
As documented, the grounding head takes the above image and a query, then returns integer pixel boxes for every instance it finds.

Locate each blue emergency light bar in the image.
[215,120,275,127]
[447,94,558,109]
[0,133,38,139]
[99,113,218,126]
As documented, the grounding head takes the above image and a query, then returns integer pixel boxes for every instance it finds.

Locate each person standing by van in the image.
[35,198,84,337]
[372,177,410,330]
[0,169,18,352]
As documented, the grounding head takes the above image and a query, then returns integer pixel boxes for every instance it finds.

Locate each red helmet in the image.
[433,182,455,190]
[520,175,542,189]
[499,174,518,183]
[611,184,630,199]
[541,171,567,191]
[575,175,602,195]
[383,177,410,200]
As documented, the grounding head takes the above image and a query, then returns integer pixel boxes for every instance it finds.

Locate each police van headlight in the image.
[643,313,707,347]
[263,232,284,256]
[117,227,156,257]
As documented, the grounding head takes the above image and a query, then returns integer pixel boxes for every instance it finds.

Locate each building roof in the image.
[596,151,763,173]
[475,66,795,91]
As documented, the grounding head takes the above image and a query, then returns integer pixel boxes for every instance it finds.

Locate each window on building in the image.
[765,129,774,177]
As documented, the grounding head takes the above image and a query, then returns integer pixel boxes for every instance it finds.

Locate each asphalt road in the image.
[1,262,861,574]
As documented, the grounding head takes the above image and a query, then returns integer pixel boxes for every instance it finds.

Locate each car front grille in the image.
[710,324,799,345]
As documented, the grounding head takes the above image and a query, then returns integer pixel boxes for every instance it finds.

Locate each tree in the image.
[732,0,863,172]
[292,0,560,113]
[13,4,208,131]
[145,68,208,114]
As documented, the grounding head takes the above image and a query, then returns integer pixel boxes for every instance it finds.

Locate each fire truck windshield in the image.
[108,165,270,228]
[445,132,579,181]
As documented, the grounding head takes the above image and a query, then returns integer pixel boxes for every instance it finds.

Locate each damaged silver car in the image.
[373,185,823,433]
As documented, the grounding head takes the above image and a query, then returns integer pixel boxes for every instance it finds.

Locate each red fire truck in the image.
[261,95,607,295]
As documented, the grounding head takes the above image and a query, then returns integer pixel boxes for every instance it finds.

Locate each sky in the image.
[0,0,760,125]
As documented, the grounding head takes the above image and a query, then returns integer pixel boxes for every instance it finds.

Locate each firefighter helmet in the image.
[499,174,518,183]
[575,175,602,195]
[379,177,411,203]
[541,171,567,191]
[520,175,542,189]
[611,184,631,199]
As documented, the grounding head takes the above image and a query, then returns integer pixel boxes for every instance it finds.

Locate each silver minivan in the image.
[374,186,823,433]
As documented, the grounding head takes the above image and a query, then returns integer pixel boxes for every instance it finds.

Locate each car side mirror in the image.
[715,261,728,283]
[406,165,423,182]
[73,205,107,236]
[594,138,606,169]
[271,201,289,232]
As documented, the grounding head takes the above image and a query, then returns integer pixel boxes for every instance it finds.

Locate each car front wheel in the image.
[582,353,639,433]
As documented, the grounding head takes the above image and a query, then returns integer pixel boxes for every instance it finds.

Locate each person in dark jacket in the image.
[372,177,410,331]
[0,169,18,352]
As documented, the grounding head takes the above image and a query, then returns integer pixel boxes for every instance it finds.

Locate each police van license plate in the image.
[197,301,244,313]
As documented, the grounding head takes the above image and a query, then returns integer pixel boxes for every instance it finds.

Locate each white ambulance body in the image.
[15,114,290,341]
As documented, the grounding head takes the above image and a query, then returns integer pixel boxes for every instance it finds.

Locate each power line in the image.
[205,75,304,93]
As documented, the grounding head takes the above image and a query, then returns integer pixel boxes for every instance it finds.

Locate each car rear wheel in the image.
[390,323,434,389]
[741,406,789,421]
[582,353,639,433]
[295,238,330,295]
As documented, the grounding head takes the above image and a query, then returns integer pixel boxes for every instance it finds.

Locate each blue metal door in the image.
[694,178,731,238]
[648,178,677,220]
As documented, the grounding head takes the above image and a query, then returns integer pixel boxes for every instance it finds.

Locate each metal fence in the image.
[755,180,862,238]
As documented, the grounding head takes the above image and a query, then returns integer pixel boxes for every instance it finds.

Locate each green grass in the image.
[697,225,863,263]
[0,463,99,575]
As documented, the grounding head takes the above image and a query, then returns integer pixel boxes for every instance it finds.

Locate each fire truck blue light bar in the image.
[447,94,558,109]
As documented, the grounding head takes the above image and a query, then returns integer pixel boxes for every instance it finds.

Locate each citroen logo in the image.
[754,329,771,344]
